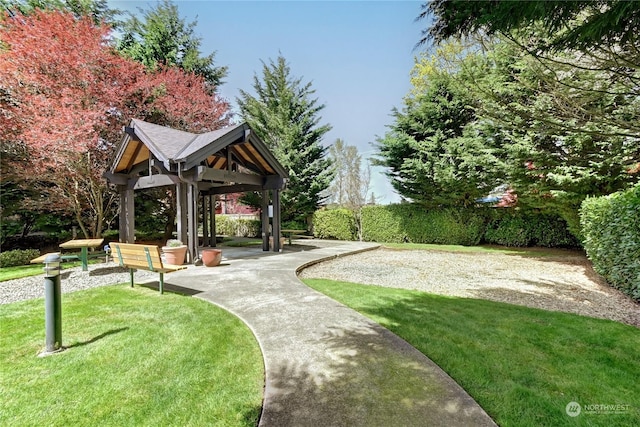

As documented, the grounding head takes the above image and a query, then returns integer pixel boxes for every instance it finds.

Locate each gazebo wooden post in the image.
[202,195,209,247]
[176,183,188,249]
[209,195,216,247]
[261,190,270,251]
[187,183,199,263]
[272,189,281,252]
[119,186,135,243]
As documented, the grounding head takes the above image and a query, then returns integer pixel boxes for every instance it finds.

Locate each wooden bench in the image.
[110,243,187,294]
[59,251,107,264]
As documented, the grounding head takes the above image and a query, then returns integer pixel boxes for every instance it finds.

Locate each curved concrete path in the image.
[156,240,496,426]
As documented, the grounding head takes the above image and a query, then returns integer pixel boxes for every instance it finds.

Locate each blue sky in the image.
[110,1,426,203]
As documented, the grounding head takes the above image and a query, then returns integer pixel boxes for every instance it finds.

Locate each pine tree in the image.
[237,55,333,224]
[117,0,227,88]
[374,63,503,208]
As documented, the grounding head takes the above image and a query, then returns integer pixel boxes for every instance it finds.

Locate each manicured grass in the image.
[0,264,44,281]
[0,285,264,426]
[303,278,640,427]
[223,239,263,247]
[0,259,103,282]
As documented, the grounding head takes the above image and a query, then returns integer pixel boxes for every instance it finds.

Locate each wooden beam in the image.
[103,172,128,186]
[233,144,264,175]
[149,158,171,174]
[261,190,270,251]
[119,186,135,243]
[123,140,144,173]
[202,194,208,247]
[264,175,286,190]
[241,142,274,174]
[209,195,216,247]
[187,184,198,263]
[272,189,281,252]
[129,174,181,190]
[176,183,188,248]
[201,183,263,195]
[127,161,152,177]
[195,166,264,186]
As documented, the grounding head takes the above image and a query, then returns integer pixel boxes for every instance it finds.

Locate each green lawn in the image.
[0,259,103,282]
[303,278,640,427]
[222,239,263,248]
[0,285,264,426]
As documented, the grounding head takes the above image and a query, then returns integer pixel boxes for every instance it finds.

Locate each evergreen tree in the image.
[237,55,333,224]
[116,0,227,88]
[465,38,639,235]
[378,37,638,237]
[374,48,503,208]
[1,0,117,24]
[421,0,640,51]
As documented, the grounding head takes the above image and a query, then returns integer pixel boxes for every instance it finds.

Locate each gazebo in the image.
[104,119,288,263]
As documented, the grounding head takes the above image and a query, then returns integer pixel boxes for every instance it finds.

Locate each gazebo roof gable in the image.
[109,119,287,178]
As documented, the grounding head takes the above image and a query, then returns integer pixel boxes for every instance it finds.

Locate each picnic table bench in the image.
[110,242,187,294]
[280,229,308,245]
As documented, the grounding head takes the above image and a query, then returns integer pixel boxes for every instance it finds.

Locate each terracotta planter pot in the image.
[162,245,187,265]
[201,248,222,267]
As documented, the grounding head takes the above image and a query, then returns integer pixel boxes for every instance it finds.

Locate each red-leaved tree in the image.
[0,10,230,238]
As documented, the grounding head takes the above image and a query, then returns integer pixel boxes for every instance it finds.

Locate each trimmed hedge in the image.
[215,216,261,238]
[360,205,485,246]
[581,184,640,302]
[0,249,40,268]
[484,211,580,248]
[312,209,357,240]
[311,204,580,248]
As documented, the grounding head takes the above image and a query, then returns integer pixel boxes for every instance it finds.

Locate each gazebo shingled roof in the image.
[110,119,287,177]
[105,119,288,261]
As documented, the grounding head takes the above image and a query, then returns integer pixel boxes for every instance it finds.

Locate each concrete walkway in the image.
[154,240,496,427]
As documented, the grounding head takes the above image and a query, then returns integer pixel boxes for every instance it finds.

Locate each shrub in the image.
[484,211,580,248]
[312,209,356,240]
[360,205,405,243]
[315,204,578,248]
[483,213,530,246]
[360,204,486,246]
[581,185,640,301]
[215,216,261,238]
[0,249,41,267]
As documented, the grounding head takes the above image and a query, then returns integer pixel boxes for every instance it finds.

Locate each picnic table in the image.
[59,238,104,271]
[280,229,307,245]
[30,252,61,264]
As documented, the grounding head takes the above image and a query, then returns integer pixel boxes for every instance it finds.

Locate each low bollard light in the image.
[40,254,63,356]
[104,244,111,262]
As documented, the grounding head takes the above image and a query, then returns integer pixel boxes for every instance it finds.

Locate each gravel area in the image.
[299,247,640,328]
[0,262,157,305]
[4,248,638,328]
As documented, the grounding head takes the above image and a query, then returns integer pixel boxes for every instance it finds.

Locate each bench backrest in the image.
[110,243,164,272]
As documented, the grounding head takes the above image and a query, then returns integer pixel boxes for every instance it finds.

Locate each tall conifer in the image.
[237,56,333,224]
